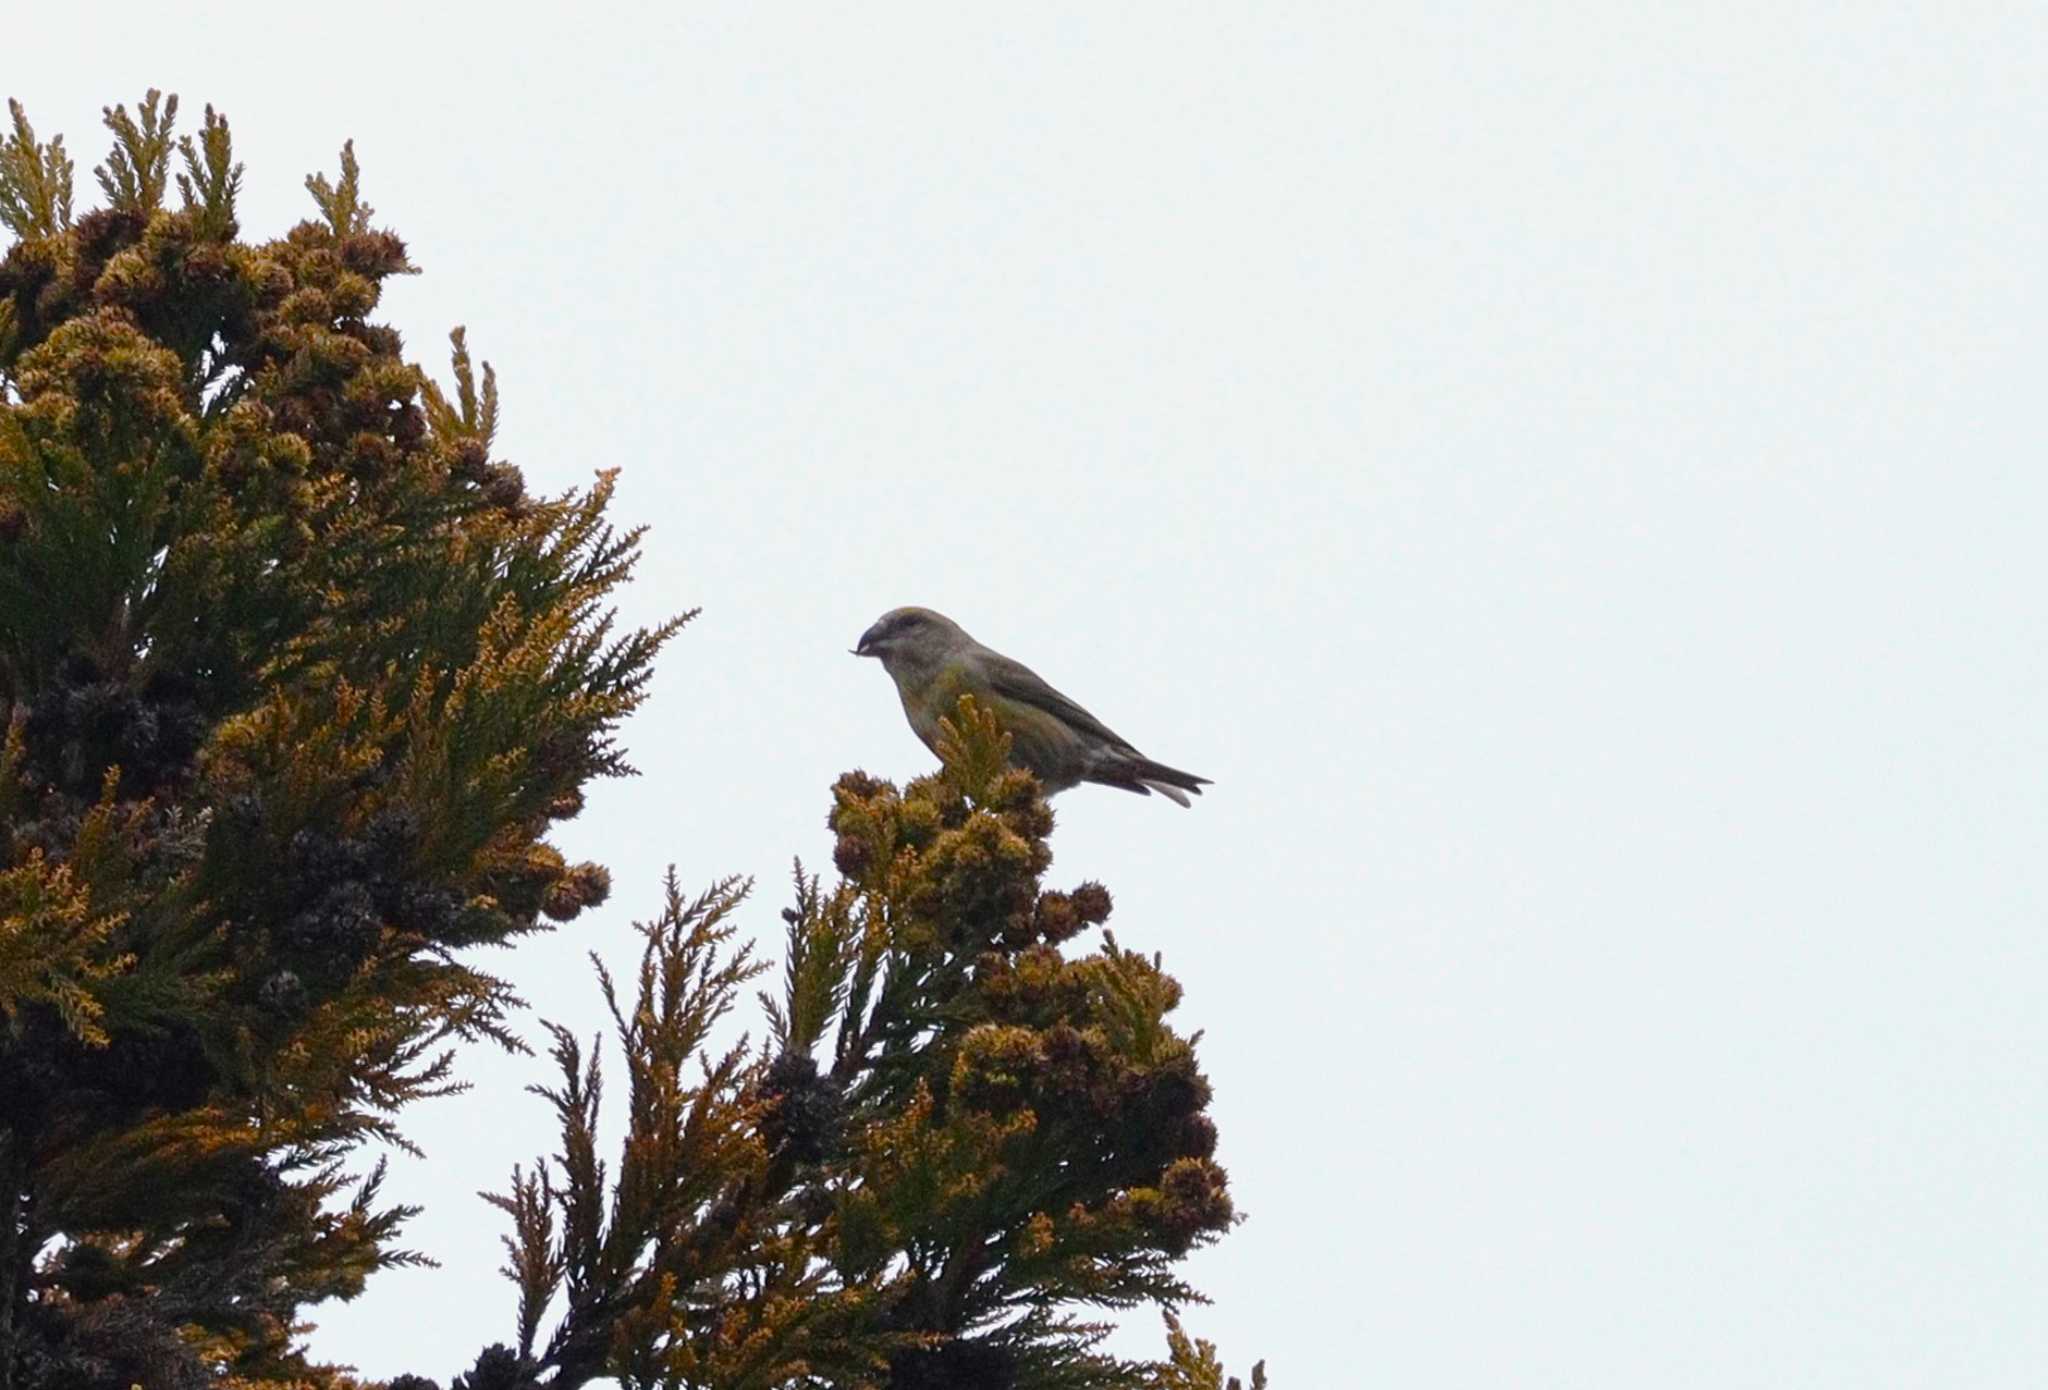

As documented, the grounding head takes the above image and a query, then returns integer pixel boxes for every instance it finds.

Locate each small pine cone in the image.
[1033,891,1081,944]
[390,398,426,447]
[759,1051,846,1164]
[347,431,399,479]
[951,1025,1043,1115]
[283,879,383,972]
[338,230,411,276]
[395,883,463,938]
[831,831,872,881]
[832,769,887,803]
[70,207,147,271]
[363,805,421,867]
[287,828,369,900]
[251,256,293,303]
[363,323,406,360]
[1157,1156,1234,1244]
[183,241,231,286]
[541,861,611,922]
[481,462,525,509]
[1174,1112,1220,1160]
[1069,881,1113,927]
[451,437,490,482]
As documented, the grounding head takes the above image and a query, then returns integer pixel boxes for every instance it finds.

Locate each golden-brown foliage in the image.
[0,92,679,1385]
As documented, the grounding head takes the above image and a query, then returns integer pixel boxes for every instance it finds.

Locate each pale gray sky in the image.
[17,3,2048,1385]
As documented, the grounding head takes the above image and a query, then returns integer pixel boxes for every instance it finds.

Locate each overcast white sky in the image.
[16,3,2048,1385]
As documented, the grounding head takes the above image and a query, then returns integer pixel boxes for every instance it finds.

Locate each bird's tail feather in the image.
[1141,779,1194,808]
[1093,755,1211,808]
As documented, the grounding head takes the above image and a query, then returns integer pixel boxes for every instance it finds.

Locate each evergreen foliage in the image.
[1,93,1259,1389]
[1147,1314,1265,1390]
[1,92,680,1387]
[463,700,1239,1389]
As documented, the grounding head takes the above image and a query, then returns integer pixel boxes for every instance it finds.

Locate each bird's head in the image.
[853,606,968,675]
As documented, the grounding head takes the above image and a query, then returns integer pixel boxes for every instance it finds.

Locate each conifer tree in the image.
[2,93,1261,1389]
[1,93,679,1387]
[463,702,1244,1390]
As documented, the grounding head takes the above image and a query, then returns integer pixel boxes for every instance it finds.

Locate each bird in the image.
[852,606,1211,806]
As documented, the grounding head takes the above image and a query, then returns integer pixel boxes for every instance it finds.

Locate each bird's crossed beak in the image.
[852,621,884,658]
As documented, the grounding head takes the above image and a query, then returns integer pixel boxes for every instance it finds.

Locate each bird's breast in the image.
[898,662,978,752]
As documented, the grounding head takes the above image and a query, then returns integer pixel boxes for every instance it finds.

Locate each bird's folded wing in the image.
[980,651,1136,752]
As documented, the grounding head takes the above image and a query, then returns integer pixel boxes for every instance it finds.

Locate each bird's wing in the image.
[977,649,1137,752]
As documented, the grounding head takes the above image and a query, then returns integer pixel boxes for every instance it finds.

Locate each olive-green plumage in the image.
[853,607,1211,806]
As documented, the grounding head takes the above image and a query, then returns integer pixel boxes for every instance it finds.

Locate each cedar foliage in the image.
[463,701,1244,1389]
[0,91,679,1387]
[0,93,1259,1390]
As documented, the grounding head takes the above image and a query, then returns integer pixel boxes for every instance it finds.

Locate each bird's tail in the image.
[1092,755,1212,808]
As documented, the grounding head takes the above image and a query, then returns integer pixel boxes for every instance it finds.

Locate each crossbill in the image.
[853,607,1210,806]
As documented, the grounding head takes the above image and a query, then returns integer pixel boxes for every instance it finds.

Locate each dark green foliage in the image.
[450,1346,538,1390]
[1145,1314,1266,1390]
[887,1335,1018,1390]
[485,702,1249,1388]
[0,92,679,1387]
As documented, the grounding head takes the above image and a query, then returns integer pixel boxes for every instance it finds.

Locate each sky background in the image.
[14,3,2048,1385]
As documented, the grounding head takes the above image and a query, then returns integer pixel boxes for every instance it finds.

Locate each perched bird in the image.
[853,606,1211,805]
